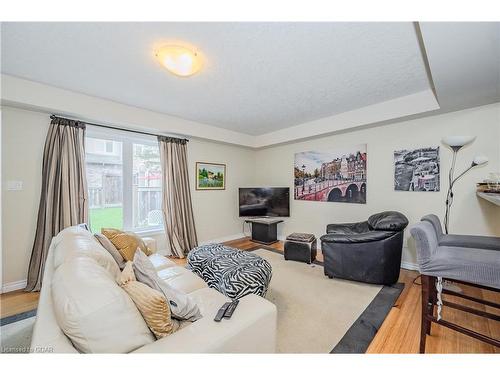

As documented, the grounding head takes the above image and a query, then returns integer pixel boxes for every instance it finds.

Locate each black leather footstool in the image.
[284,233,317,264]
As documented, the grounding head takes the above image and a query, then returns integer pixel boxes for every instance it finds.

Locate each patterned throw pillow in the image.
[101,228,153,261]
[119,262,179,339]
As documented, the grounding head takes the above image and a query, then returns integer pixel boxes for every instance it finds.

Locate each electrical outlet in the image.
[6,180,23,191]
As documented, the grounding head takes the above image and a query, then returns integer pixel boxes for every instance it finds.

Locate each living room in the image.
[1,1,499,372]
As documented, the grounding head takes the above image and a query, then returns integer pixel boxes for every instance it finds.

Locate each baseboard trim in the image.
[199,233,246,245]
[1,279,27,294]
[400,261,419,271]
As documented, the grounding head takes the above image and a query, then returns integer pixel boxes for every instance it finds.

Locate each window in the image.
[105,140,114,153]
[86,138,119,155]
[85,127,163,233]
[132,143,162,229]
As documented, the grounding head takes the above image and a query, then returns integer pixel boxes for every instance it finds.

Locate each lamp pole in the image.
[443,139,488,234]
[444,147,458,234]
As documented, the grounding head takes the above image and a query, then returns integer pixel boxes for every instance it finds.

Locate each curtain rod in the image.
[50,114,189,142]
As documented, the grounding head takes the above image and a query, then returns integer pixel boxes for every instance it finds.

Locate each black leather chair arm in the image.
[326,221,370,234]
[320,230,397,244]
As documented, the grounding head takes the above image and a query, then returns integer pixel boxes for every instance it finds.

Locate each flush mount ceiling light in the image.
[155,45,202,77]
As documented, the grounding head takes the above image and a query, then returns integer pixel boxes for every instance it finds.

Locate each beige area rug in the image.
[254,249,382,353]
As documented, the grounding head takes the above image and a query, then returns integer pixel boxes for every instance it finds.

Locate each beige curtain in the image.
[25,117,88,292]
[158,136,198,258]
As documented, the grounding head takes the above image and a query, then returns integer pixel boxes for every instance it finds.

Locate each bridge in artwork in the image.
[295,179,366,203]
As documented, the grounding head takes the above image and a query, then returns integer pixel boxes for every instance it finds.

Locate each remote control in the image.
[223,300,240,319]
[214,302,231,322]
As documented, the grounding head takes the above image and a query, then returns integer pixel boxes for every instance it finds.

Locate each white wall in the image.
[1,106,254,290]
[2,100,499,290]
[1,107,48,291]
[189,138,255,243]
[254,103,500,268]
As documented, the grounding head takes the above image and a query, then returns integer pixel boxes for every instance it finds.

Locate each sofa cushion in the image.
[51,257,155,353]
[133,250,202,321]
[119,264,179,339]
[367,211,409,231]
[148,253,177,271]
[133,289,277,354]
[157,266,208,295]
[94,233,127,269]
[101,228,152,261]
[53,226,120,280]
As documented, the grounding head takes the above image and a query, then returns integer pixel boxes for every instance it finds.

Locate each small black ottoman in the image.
[284,233,317,264]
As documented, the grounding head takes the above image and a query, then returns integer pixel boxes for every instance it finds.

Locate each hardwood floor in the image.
[1,237,498,353]
[220,238,500,354]
[0,290,39,319]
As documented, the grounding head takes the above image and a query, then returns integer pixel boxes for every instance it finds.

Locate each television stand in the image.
[244,218,284,245]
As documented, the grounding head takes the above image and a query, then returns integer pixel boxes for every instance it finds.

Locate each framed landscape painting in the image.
[294,144,367,203]
[196,162,226,190]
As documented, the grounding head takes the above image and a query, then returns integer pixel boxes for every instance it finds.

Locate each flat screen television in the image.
[239,187,290,217]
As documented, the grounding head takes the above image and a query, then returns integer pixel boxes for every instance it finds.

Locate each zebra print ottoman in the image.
[187,243,272,300]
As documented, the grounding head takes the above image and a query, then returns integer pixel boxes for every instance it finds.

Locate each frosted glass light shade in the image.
[472,155,489,166]
[442,135,476,149]
[155,45,202,77]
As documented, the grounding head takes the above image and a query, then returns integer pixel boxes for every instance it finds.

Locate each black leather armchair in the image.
[320,211,409,285]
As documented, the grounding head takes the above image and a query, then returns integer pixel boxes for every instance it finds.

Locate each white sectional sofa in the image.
[30,226,277,353]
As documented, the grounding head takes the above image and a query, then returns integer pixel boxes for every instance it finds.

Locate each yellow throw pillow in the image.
[120,277,178,339]
[101,228,152,261]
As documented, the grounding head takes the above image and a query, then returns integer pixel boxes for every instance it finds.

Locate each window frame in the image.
[85,125,163,234]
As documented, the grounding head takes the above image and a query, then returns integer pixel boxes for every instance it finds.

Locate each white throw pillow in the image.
[51,257,155,353]
[133,250,202,321]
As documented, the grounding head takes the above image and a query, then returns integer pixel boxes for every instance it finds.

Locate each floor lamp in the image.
[442,136,488,234]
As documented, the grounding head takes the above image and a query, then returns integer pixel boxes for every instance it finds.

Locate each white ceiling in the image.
[1,22,431,135]
[419,22,500,110]
[1,22,498,146]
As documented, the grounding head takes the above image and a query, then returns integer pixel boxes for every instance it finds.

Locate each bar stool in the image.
[410,219,500,353]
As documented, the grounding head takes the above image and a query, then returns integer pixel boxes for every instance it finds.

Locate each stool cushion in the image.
[420,245,500,289]
[286,233,315,242]
[187,244,272,299]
